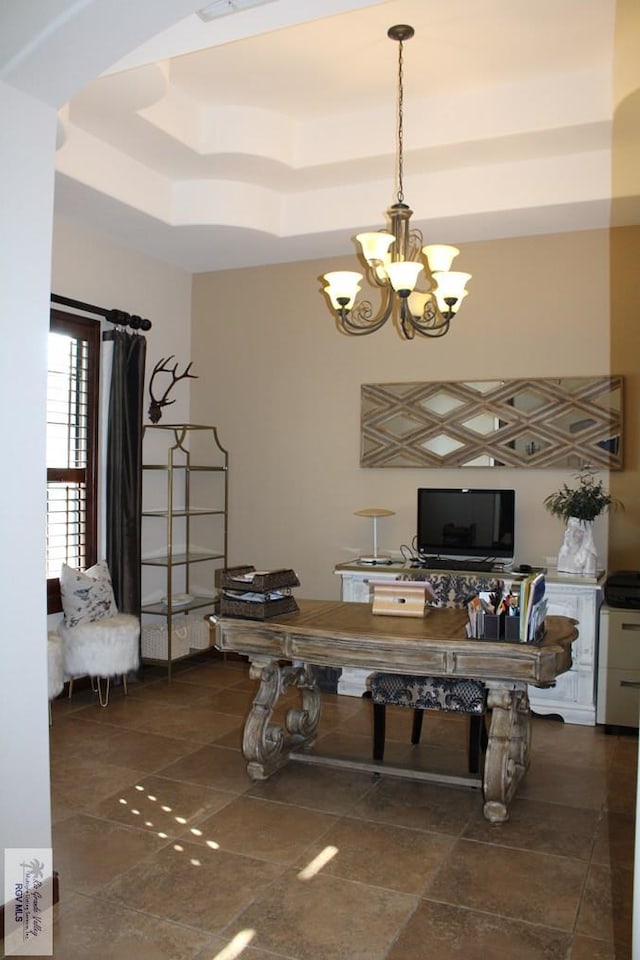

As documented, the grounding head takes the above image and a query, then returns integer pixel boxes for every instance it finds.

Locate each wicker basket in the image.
[141,617,210,660]
[219,594,299,621]
[185,616,213,649]
[216,565,300,592]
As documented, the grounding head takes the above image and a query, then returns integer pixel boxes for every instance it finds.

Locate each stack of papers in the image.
[223,589,288,602]
[229,571,271,584]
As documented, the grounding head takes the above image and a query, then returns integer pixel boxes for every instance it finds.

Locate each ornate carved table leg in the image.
[482,681,531,823]
[242,658,321,780]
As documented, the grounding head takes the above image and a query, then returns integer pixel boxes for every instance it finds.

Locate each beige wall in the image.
[609,0,640,569]
[52,215,194,425]
[609,228,640,568]
[191,229,615,600]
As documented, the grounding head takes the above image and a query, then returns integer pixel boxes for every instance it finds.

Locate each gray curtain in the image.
[106,329,147,615]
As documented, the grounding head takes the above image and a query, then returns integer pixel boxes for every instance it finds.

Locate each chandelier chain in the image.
[321,24,471,339]
[397,37,404,204]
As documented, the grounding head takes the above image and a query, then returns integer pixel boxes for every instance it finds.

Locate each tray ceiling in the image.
[51,0,626,272]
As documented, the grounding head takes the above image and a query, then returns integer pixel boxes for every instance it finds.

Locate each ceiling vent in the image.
[196,0,277,22]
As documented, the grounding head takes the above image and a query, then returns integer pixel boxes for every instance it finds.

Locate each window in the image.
[46,310,100,613]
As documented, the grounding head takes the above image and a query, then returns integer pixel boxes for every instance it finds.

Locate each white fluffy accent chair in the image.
[58,560,140,707]
[47,632,65,723]
[59,613,140,707]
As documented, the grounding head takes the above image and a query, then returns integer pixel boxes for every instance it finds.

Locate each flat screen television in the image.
[417,488,515,561]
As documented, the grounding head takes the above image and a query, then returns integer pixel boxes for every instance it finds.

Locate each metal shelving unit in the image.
[141,423,228,679]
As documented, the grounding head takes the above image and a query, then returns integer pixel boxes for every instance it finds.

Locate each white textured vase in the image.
[556,517,597,576]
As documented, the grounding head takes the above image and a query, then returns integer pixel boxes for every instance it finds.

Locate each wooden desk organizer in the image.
[371,581,434,618]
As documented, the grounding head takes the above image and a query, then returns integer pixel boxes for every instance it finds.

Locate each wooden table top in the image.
[215,599,577,687]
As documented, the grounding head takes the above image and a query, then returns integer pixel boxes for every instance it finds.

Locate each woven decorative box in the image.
[216,565,300,592]
[217,565,300,620]
[219,594,299,621]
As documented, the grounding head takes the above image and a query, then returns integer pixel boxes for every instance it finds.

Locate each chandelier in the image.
[322,25,471,339]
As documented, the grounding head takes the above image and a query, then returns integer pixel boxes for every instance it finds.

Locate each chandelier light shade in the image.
[322,25,472,340]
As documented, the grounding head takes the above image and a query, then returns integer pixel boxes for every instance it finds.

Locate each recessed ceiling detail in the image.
[52,0,618,272]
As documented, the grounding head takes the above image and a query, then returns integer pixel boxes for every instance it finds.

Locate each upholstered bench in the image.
[367,572,503,771]
[47,632,65,723]
[369,673,488,773]
[57,559,139,708]
[59,613,140,707]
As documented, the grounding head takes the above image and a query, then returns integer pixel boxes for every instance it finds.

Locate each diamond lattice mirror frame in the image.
[361,376,623,469]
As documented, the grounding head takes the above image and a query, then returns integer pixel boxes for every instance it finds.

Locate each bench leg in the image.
[411,708,424,745]
[373,702,386,760]
[468,713,490,773]
[373,704,487,773]
[95,676,111,708]
[468,714,482,773]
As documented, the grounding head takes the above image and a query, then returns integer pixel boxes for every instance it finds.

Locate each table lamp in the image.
[355,508,395,564]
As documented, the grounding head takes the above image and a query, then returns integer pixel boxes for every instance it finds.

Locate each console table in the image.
[215,599,576,823]
[335,562,603,725]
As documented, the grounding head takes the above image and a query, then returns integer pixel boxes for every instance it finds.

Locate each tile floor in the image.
[21,655,640,957]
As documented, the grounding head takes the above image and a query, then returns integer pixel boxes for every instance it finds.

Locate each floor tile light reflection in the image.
[210,929,256,960]
[298,845,339,880]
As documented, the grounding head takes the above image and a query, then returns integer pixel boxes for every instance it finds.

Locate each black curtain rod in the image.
[51,293,152,331]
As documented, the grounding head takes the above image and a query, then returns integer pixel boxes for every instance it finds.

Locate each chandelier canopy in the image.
[322,25,472,340]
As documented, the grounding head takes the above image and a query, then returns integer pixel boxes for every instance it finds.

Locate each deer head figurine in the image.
[148,356,198,423]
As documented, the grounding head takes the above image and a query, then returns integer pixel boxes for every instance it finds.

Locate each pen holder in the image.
[482,613,520,642]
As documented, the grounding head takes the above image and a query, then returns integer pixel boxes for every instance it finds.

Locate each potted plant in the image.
[544,466,619,522]
[544,466,621,576]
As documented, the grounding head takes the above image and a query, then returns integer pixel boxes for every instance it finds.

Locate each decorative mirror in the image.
[361,376,623,469]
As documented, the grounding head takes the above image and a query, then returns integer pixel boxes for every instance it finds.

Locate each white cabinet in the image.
[597,606,640,729]
[335,565,401,696]
[335,563,603,725]
[528,579,602,726]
